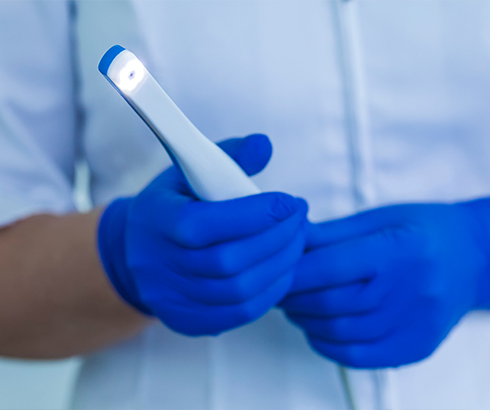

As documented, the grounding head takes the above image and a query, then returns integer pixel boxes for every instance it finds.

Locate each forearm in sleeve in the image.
[0,209,150,359]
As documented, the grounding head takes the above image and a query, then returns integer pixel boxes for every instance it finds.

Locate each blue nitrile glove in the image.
[98,134,308,336]
[280,200,490,368]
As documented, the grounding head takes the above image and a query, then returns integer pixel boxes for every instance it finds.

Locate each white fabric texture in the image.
[1,0,490,409]
[0,1,77,226]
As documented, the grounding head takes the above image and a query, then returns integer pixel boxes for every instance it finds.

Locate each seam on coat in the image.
[331,1,397,410]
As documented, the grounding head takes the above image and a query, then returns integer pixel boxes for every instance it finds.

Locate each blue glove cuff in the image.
[458,198,490,310]
[98,198,153,316]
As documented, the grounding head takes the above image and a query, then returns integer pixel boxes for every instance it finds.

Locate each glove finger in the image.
[286,298,405,344]
[159,232,305,305]
[306,205,412,250]
[163,203,307,276]
[308,320,436,369]
[217,134,272,176]
[152,192,307,249]
[153,269,295,336]
[289,232,395,295]
[279,276,390,317]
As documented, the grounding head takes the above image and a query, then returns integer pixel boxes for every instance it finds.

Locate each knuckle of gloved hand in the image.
[266,194,306,224]
[170,206,207,248]
[223,275,258,304]
[207,246,243,276]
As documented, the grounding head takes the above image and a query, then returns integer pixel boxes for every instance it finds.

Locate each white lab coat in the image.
[1,0,490,409]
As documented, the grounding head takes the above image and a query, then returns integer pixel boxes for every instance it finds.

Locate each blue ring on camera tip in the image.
[98,45,126,76]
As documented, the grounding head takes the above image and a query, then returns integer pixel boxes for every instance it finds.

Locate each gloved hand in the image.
[98,134,308,336]
[280,201,490,368]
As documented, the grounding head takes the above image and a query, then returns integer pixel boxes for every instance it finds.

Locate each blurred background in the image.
[0,358,79,409]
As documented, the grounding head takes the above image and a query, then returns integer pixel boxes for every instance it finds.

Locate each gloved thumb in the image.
[217,134,273,176]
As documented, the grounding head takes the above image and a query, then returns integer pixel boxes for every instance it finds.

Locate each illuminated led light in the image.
[115,58,146,93]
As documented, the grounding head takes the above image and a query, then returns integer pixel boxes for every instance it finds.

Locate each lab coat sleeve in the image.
[0,0,78,227]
